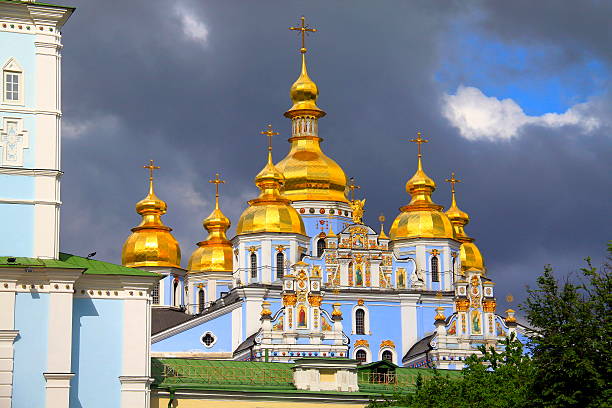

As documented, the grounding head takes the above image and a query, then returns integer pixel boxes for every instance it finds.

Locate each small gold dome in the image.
[188,178,233,273]
[286,53,325,117]
[444,173,485,273]
[460,241,485,273]
[390,142,455,240]
[236,146,306,235]
[122,167,181,268]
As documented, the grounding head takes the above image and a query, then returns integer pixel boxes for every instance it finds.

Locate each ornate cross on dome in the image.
[445,172,462,193]
[261,124,279,152]
[143,159,160,181]
[209,173,225,200]
[289,16,317,54]
[410,132,429,158]
[348,177,361,201]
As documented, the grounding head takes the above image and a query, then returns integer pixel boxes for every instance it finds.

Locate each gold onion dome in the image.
[275,16,348,203]
[444,173,485,274]
[236,126,306,235]
[122,161,181,268]
[188,174,233,273]
[390,134,455,240]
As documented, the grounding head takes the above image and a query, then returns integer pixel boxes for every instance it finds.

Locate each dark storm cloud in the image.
[55,0,610,312]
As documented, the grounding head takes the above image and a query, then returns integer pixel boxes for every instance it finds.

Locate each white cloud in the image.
[174,4,209,46]
[62,114,120,140]
[442,86,601,141]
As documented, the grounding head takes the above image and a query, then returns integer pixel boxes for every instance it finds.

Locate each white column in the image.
[231,307,243,351]
[400,294,419,358]
[120,296,151,408]
[33,33,62,259]
[416,245,426,288]
[261,240,272,284]
[45,277,77,408]
[0,280,17,408]
[207,279,217,304]
[289,240,298,265]
[443,246,452,290]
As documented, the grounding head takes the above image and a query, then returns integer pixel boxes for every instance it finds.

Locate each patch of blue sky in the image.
[436,33,607,116]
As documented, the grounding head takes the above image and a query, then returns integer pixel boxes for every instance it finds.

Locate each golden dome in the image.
[286,53,325,116]
[390,135,455,240]
[276,48,348,203]
[236,138,306,236]
[188,175,233,273]
[122,161,181,268]
[275,137,348,203]
[444,172,485,273]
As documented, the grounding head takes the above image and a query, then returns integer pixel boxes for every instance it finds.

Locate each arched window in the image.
[250,253,257,279]
[356,349,367,363]
[173,278,179,306]
[355,309,365,335]
[431,256,439,282]
[317,238,326,258]
[151,281,160,304]
[382,350,393,362]
[198,288,205,313]
[276,252,285,279]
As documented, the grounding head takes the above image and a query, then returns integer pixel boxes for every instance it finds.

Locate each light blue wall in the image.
[0,31,37,108]
[0,203,34,257]
[0,174,34,199]
[0,30,38,258]
[0,32,38,167]
[70,298,123,408]
[153,311,232,352]
[12,292,48,408]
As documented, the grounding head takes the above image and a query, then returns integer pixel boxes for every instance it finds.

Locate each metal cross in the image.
[143,159,160,181]
[208,173,225,199]
[445,172,462,194]
[348,177,361,201]
[261,124,279,152]
[409,132,429,158]
[289,16,317,54]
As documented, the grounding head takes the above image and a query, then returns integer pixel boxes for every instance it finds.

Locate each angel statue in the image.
[350,199,366,224]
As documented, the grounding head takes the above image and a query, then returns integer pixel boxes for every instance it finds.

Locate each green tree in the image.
[522,243,612,408]
[368,243,612,408]
[368,335,532,408]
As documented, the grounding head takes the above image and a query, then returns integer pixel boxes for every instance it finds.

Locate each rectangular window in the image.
[5,73,19,101]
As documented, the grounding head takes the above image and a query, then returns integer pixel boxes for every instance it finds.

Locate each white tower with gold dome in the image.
[187,173,233,314]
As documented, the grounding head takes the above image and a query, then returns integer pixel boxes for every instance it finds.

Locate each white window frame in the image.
[378,347,397,364]
[3,58,24,105]
[199,331,217,348]
[353,347,371,363]
[351,305,371,335]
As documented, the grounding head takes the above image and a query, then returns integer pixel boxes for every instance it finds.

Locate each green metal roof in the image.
[151,358,457,396]
[0,253,159,277]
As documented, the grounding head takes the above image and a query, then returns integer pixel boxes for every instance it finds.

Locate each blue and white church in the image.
[140,21,520,370]
[0,2,160,407]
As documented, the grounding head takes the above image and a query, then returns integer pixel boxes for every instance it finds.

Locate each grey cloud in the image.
[53,0,611,311]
